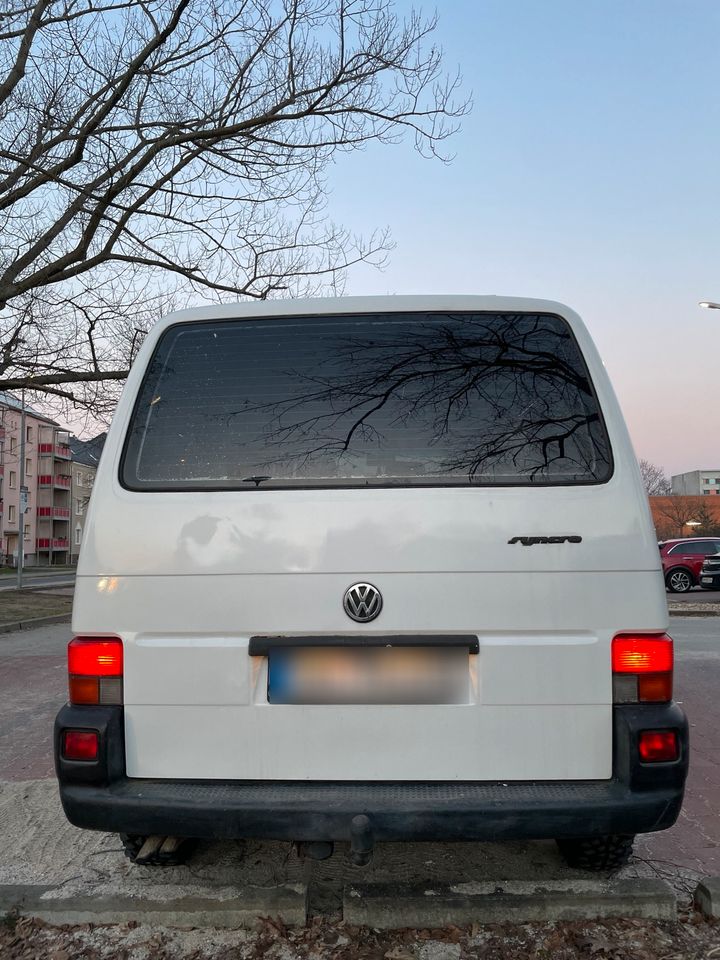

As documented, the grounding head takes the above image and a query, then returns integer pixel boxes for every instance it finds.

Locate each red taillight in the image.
[68,637,123,676]
[68,636,123,705]
[612,635,673,674]
[638,730,679,763]
[612,634,673,704]
[62,730,99,761]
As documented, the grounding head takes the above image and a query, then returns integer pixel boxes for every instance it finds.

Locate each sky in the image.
[325,0,720,478]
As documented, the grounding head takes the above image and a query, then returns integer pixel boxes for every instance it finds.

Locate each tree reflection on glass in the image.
[125,312,612,487]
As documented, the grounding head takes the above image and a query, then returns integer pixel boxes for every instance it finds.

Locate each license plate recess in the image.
[250,635,478,705]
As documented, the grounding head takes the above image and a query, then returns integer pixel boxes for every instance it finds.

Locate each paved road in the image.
[647,617,720,878]
[0,619,717,879]
[0,572,75,592]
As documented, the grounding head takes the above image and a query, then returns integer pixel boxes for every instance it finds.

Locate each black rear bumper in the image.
[54,702,688,842]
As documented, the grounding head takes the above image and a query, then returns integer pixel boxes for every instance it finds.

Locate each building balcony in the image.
[37,506,71,519]
[38,474,72,489]
[38,443,72,460]
[37,538,69,550]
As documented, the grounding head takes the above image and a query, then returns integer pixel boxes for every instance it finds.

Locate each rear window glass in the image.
[121,312,613,489]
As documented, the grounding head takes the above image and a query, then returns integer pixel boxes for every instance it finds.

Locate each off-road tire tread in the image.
[119,833,194,866]
[556,834,634,871]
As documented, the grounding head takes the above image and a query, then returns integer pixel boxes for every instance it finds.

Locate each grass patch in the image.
[0,590,72,624]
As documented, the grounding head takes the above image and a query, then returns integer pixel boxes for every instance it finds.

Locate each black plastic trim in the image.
[249,634,480,656]
[54,704,125,786]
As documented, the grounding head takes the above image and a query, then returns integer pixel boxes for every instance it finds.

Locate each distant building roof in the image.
[70,432,107,467]
[0,390,57,424]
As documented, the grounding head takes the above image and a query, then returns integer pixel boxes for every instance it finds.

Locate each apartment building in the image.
[0,392,72,566]
[671,470,720,495]
[69,434,105,563]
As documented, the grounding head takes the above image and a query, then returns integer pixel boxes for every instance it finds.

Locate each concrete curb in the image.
[0,882,308,929]
[12,582,75,592]
[668,607,720,617]
[694,878,720,918]
[343,879,677,928]
[0,613,71,634]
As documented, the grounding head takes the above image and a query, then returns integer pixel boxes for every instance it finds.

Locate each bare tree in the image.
[638,459,671,497]
[0,0,465,414]
[690,499,720,537]
[656,496,701,539]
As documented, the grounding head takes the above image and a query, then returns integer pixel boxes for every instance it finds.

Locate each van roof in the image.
[153,296,579,332]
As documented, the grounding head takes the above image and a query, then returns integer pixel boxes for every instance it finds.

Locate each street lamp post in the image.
[699,301,720,310]
[16,387,26,590]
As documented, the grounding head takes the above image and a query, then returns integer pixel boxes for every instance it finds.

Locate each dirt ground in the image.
[1,913,719,960]
[0,590,71,623]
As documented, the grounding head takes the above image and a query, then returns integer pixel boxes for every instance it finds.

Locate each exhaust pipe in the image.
[296,841,334,861]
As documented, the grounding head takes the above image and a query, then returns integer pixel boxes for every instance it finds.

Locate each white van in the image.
[55,296,687,870]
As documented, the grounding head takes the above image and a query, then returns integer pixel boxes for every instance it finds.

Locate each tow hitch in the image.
[350,814,374,866]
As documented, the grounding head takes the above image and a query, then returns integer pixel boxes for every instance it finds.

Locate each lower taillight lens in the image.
[638,730,679,763]
[638,674,673,703]
[62,730,99,761]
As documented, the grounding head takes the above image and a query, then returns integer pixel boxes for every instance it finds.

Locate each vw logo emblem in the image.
[343,582,383,623]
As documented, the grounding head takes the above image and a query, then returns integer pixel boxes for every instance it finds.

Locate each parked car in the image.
[660,538,720,593]
[55,296,688,873]
[699,553,720,591]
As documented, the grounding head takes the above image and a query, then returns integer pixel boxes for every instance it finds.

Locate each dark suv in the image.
[660,538,720,593]
[699,554,720,590]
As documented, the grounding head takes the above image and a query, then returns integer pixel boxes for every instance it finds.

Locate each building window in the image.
[23,524,30,541]
[8,504,15,523]
[75,525,82,546]
[9,437,16,453]
[26,425,33,442]
[25,457,31,475]
[75,498,84,516]
[8,471,16,488]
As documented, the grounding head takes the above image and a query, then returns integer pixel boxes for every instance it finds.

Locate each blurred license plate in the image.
[702,577,713,583]
[267,646,469,704]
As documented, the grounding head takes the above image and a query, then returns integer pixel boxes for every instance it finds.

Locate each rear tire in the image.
[556,834,634,871]
[120,834,194,866]
[666,568,693,593]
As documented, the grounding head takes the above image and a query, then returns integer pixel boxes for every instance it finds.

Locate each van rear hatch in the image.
[74,303,666,782]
